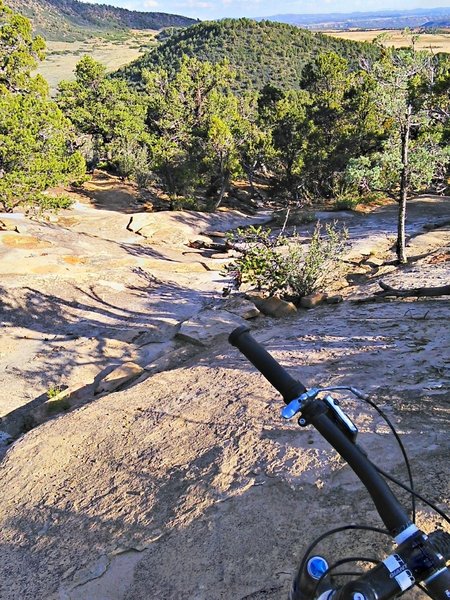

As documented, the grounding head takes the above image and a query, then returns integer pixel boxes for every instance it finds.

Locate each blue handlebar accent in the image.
[281,388,320,419]
[282,398,303,419]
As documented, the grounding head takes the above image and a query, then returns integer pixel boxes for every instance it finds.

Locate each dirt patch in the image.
[428,251,450,264]
[325,29,450,53]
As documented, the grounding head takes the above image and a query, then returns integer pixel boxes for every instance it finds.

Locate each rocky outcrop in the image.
[246,292,297,318]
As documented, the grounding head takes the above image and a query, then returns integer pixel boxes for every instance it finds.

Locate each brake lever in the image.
[281,386,361,442]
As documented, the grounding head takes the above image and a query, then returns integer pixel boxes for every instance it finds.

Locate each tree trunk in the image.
[244,164,256,197]
[211,173,229,211]
[397,106,412,264]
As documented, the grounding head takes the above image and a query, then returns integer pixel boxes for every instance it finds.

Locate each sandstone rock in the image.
[136,341,176,366]
[141,258,208,273]
[95,362,144,395]
[202,230,227,238]
[0,233,52,249]
[365,257,385,268]
[223,296,260,320]
[300,292,328,309]
[143,346,197,374]
[246,292,297,318]
[0,213,27,233]
[70,555,110,587]
[177,309,248,346]
[0,219,19,232]
[127,212,210,247]
[31,381,97,425]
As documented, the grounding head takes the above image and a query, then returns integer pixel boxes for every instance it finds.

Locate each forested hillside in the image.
[121,19,381,90]
[6,0,197,40]
[2,0,450,264]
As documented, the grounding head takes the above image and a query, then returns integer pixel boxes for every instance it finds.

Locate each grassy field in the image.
[36,31,157,91]
[325,29,450,52]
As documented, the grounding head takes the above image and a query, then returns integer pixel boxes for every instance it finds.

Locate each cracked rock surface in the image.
[0,179,449,599]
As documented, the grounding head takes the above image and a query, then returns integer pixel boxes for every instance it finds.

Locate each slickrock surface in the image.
[0,177,449,599]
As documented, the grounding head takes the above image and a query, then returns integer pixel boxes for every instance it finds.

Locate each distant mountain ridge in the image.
[260,7,450,30]
[120,18,381,91]
[6,0,198,40]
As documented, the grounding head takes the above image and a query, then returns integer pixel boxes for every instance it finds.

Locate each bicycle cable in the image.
[312,557,380,597]
[373,463,450,526]
[355,393,416,522]
[296,524,390,594]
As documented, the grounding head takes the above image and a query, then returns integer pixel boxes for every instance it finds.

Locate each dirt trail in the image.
[0,184,449,599]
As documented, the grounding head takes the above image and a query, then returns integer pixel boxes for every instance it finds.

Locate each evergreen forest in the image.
[1,4,450,262]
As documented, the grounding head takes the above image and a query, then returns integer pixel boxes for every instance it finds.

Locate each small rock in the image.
[300,292,328,309]
[95,362,144,395]
[223,297,261,320]
[365,257,385,268]
[71,555,110,587]
[210,253,230,259]
[325,294,343,305]
[0,219,19,232]
[246,293,297,318]
[0,431,13,447]
[177,309,248,346]
[202,230,227,238]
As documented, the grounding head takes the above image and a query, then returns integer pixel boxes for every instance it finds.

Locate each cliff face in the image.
[6,0,197,40]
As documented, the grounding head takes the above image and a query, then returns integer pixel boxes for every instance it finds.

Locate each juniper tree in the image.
[0,0,85,212]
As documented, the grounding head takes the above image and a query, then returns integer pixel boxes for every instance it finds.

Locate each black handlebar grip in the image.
[229,326,306,403]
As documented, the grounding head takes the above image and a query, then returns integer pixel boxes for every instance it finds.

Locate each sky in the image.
[99,0,450,20]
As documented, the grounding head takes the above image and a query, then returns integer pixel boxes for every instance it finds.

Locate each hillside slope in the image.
[6,0,197,40]
[261,7,450,30]
[120,18,380,90]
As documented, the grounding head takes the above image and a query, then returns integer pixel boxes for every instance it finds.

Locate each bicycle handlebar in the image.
[228,326,450,600]
[229,326,306,402]
[229,326,411,536]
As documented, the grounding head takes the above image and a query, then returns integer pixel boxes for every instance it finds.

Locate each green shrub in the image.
[112,141,152,188]
[31,193,74,213]
[170,195,201,211]
[46,397,70,414]
[47,384,63,399]
[333,195,360,210]
[224,222,348,299]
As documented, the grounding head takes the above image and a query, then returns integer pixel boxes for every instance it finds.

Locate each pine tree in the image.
[0,0,85,212]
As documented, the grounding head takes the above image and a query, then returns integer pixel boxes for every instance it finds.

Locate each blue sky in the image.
[101,1,450,20]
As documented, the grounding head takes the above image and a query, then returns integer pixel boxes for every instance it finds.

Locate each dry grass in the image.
[325,29,450,52]
[35,30,157,91]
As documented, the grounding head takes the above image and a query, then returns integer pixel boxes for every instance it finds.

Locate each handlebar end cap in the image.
[229,325,250,346]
